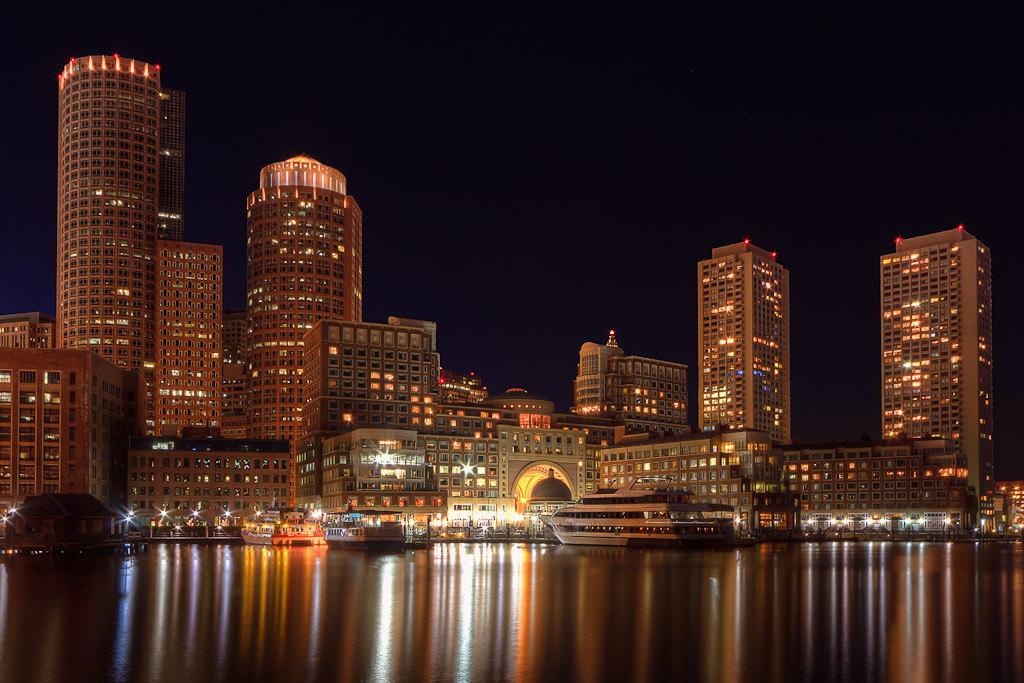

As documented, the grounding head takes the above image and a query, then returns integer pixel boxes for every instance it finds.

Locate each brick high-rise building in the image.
[246,155,363,441]
[881,227,993,514]
[0,313,56,349]
[221,309,247,438]
[572,331,688,437]
[57,55,184,372]
[154,240,222,434]
[698,241,791,442]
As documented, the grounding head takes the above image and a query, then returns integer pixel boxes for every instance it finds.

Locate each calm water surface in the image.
[0,542,1021,682]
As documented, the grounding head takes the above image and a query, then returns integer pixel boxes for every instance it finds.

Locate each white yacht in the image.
[540,480,735,548]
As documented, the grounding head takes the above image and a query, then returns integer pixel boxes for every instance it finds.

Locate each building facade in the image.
[127,437,290,524]
[598,429,793,530]
[698,241,791,442]
[157,89,185,240]
[573,331,688,436]
[0,348,144,510]
[221,309,247,438]
[784,438,973,531]
[316,428,445,523]
[57,55,176,372]
[154,240,222,433]
[0,313,56,349]
[246,155,363,441]
[881,227,993,514]
[439,369,488,403]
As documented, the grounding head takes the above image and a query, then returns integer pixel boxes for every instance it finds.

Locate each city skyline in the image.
[3,13,1023,477]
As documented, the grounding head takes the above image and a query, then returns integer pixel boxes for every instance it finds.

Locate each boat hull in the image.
[549,529,727,549]
[241,531,324,546]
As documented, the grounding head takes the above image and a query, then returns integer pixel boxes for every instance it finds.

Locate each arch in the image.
[510,461,574,515]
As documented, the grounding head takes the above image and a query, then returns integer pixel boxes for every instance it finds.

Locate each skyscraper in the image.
[157,89,186,240]
[57,55,166,370]
[881,227,993,509]
[246,155,363,440]
[698,241,790,442]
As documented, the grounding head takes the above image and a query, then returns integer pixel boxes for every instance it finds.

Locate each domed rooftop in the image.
[482,387,554,408]
[529,469,572,502]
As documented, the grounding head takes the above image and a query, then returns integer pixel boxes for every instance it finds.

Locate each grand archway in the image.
[512,463,572,515]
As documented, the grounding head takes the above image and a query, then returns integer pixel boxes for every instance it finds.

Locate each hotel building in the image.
[0,348,144,509]
[572,331,688,436]
[881,228,993,513]
[783,438,972,531]
[154,240,222,433]
[245,155,363,441]
[0,313,55,349]
[698,241,791,442]
[439,369,488,403]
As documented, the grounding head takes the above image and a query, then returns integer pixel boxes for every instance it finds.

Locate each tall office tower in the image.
[57,55,165,371]
[572,331,688,436]
[881,227,993,509]
[153,240,222,434]
[698,241,791,442]
[246,155,363,440]
[221,309,247,437]
[157,89,186,240]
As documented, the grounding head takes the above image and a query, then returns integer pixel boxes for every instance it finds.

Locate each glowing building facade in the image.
[698,242,791,442]
[246,155,363,441]
[154,240,222,433]
[572,331,688,437]
[881,227,993,512]
[0,313,56,349]
[221,309,247,438]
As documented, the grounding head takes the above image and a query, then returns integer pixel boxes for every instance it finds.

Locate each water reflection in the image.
[0,542,1021,682]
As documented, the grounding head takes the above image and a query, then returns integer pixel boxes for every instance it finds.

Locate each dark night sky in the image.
[2,12,1022,477]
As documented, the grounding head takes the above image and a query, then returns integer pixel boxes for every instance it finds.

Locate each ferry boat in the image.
[241,509,325,546]
[324,521,405,551]
[540,480,735,548]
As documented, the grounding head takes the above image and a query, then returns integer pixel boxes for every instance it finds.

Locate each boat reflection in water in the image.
[541,479,735,548]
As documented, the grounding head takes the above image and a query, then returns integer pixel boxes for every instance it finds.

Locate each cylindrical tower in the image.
[57,55,161,371]
[246,154,363,441]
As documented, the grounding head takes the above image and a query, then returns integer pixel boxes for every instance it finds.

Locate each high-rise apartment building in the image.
[221,309,247,438]
[57,55,166,370]
[246,155,363,440]
[572,331,688,436]
[157,89,186,240]
[153,240,222,433]
[881,227,993,509]
[698,241,790,442]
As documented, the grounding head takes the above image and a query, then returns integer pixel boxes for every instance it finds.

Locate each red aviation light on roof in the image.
[771,251,777,259]
[155,64,160,70]
[743,237,751,245]
[895,236,903,245]
[957,223,964,230]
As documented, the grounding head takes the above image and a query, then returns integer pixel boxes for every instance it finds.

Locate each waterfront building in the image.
[154,240,222,434]
[783,437,972,531]
[439,369,488,403]
[221,309,247,438]
[318,428,445,523]
[698,241,791,442]
[246,155,363,441]
[881,227,993,516]
[993,481,1023,532]
[572,331,688,437]
[598,428,793,530]
[127,436,290,524]
[57,55,181,373]
[0,313,56,349]
[0,348,145,510]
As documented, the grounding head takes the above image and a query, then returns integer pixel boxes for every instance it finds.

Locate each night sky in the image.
[3,13,1022,477]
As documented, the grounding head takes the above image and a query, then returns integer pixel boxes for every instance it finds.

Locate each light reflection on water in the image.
[0,542,1021,683]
